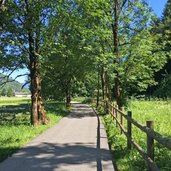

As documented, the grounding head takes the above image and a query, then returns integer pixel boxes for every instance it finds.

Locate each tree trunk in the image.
[28,29,38,126]
[28,31,49,126]
[113,0,122,108]
[114,73,122,107]
[30,60,38,126]
[105,71,111,101]
[96,66,100,108]
[101,66,105,100]
[65,79,71,108]
[29,53,49,125]
[37,73,49,124]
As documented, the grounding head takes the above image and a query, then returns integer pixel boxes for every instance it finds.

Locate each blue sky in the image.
[147,0,167,17]
[8,69,29,83]
[8,0,168,83]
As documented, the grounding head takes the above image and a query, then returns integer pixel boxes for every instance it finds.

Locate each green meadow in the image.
[0,97,67,162]
[102,100,171,171]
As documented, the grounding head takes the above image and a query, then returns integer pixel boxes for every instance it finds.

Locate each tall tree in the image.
[0,0,60,125]
[161,0,171,70]
[41,0,100,106]
[105,0,167,106]
[147,0,171,97]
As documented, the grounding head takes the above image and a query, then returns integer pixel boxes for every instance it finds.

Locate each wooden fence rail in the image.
[103,101,171,171]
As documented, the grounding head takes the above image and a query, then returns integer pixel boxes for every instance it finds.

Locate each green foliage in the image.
[41,0,99,100]
[0,88,6,96]
[147,0,171,97]
[124,30,167,95]
[114,1,167,99]
[6,87,14,97]
[40,0,167,103]
[154,74,171,98]
[162,0,171,47]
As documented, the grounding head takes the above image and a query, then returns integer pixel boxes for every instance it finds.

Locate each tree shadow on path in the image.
[0,142,113,171]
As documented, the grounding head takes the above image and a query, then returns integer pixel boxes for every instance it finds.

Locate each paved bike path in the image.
[0,103,114,171]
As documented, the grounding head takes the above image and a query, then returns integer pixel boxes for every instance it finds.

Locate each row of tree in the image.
[0,0,170,125]
[42,0,170,105]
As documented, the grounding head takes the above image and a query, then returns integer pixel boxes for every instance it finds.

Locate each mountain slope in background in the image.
[0,73,29,92]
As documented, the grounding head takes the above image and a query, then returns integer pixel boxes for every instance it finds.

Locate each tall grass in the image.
[0,97,67,162]
[128,100,171,136]
[102,100,171,171]
[0,97,30,105]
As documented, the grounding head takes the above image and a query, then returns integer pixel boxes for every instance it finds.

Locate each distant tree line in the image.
[0,87,14,97]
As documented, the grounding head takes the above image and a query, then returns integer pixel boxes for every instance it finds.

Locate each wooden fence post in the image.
[120,107,124,134]
[147,121,154,171]
[115,105,118,127]
[127,111,132,149]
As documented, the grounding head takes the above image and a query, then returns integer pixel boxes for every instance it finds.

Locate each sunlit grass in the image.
[0,97,31,106]
[102,100,171,171]
[0,97,67,162]
[128,100,171,135]
[72,96,85,102]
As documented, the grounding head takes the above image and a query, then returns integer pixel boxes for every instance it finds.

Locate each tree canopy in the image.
[0,0,170,124]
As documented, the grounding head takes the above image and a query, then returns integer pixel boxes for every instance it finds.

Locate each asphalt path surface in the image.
[0,103,115,171]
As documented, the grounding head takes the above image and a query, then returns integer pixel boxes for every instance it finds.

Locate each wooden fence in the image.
[104,101,171,171]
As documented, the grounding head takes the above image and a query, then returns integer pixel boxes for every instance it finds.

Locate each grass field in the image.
[0,97,67,162]
[102,99,171,171]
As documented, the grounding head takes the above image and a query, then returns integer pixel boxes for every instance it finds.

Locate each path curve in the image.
[0,103,115,171]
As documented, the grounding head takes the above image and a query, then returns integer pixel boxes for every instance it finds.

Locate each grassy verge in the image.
[0,97,67,162]
[101,100,171,171]
[72,97,86,103]
[72,96,95,104]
